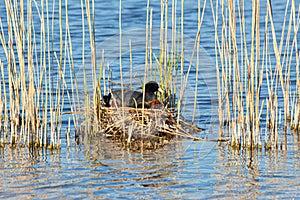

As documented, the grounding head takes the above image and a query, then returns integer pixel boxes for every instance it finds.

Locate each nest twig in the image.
[94,105,200,151]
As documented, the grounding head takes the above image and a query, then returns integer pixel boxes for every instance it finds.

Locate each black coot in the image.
[103,81,162,108]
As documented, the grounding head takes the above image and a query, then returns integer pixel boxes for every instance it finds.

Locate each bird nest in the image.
[94,105,199,151]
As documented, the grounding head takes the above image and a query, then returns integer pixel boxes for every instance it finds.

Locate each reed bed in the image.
[212,0,299,149]
[1,0,298,152]
[0,0,78,149]
[0,0,202,150]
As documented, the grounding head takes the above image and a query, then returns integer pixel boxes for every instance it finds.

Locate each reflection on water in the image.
[0,135,299,199]
[212,141,300,199]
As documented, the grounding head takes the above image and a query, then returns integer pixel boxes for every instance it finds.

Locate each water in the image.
[0,0,299,199]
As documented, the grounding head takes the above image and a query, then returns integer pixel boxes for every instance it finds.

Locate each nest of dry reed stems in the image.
[93,104,200,151]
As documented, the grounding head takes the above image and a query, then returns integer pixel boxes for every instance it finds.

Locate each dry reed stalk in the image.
[149,9,153,78]
[163,0,168,87]
[129,41,133,88]
[238,1,247,147]
[193,0,200,124]
[267,0,287,133]
[280,0,295,129]
[211,0,300,149]
[245,0,254,147]
[171,0,175,90]
[119,0,124,108]
[254,1,262,148]
[118,0,126,136]
[158,0,164,88]
[80,0,92,134]
[192,0,207,124]
[210,0,223,138]
[178,0,184,123]
[140,0,152,132]
[228,0,239,146]
[86,0,99,133]
[145,0,150,81]
[66,4,79,129]
[80,0,91,135]
[33,0,43,147]
[289,0,299,131]
[0,61,7,145]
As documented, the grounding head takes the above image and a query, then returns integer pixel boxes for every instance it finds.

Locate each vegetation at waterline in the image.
[213,0,299,150]
[0,0,299,151]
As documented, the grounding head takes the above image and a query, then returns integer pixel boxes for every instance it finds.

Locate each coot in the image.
[103,81,162,108]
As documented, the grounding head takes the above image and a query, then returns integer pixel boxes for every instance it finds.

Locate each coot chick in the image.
[103,81,162,108]
[102,93,111,107]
